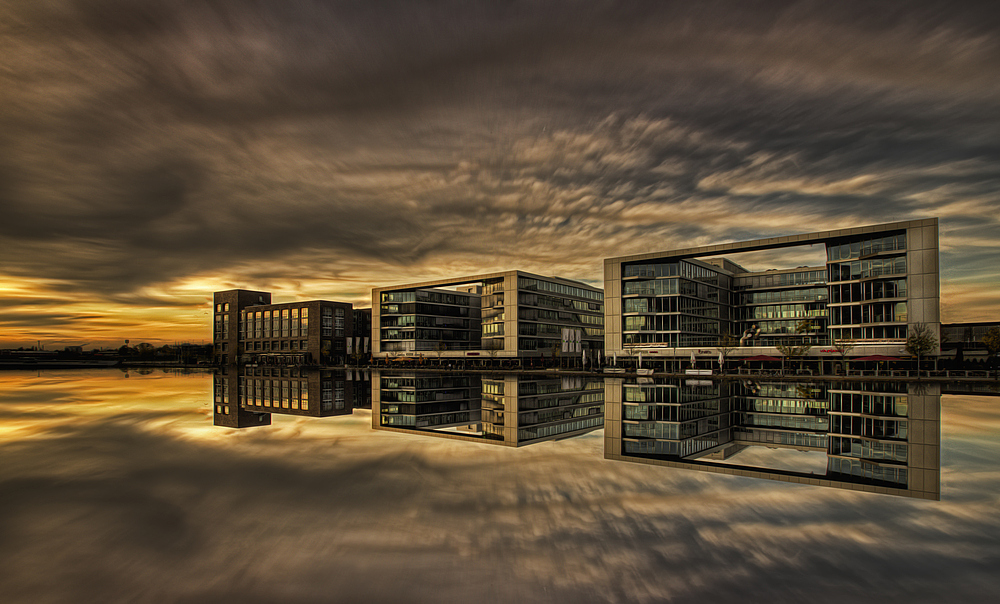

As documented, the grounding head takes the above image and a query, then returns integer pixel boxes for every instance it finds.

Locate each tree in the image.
[905,322,939,377]
[483,338,503,369]
[776,320,813,375]
[623,342,640,370]
[982,326,1000,379]
[832,338,856,375]
[434,341,446,367]
[715,332,739,375]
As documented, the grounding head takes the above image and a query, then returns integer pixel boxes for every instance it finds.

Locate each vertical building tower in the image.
[212,369,272,428]
[213,289,271,365]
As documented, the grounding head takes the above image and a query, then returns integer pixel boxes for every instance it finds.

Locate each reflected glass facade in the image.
[605,377,940,499]
[373,371,604,446]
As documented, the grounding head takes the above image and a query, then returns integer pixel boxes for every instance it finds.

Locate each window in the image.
[335,308,345,337]
[322,307,333,337]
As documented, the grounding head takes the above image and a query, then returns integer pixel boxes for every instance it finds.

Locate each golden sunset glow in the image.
[1,1,998,347]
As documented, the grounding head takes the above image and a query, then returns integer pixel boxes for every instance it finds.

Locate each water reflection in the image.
[0,369,994,601]
[372,371,604,446]
[605,378,940,499]
[213,368,941,499]
[212,367,372,428]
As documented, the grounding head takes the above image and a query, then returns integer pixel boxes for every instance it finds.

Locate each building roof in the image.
[604,218,937,265]
[373,269,601,293]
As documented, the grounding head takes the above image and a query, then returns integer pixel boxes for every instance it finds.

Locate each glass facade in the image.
[618,228,914,349]
[621,260,731,347]
[826,230,909,342]
[615,379,918,491]
[375,372,603,446]
[377,272,603,357]
[380,288,482,352]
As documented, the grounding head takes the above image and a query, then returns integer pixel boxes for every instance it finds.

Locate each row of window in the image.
[830,415,908,440]
[829,437,907,463]
[829,256,907,282]
[741,412,829,431]
[520,404,603,427]
[829,280,907,303]
[518,415,603,441]
[827,457,907,486]
[380,315,473,329]
[381,376,475,389]
[830,392,908,416]
[622,261,726,285]
[381,303,478,318]
[743,303,828,321]
[829,302,907,326]
[622,278,725,301]
[245,340,309,351]
[826,233,906,261]
[741,288,829,306]
[518,292,602,313]
[241,307,311,339]
[518,277,603,301]
[735,427,827,449]
[242,379,310,410]
[623,433,723,458]
[733,270,827,290]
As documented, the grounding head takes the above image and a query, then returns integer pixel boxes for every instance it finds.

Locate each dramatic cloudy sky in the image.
[2,0,999,346]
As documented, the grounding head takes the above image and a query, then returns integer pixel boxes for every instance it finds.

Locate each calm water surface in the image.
[1,368,998,603]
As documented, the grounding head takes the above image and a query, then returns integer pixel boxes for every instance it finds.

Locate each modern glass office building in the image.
[604,218,939,364]
[373,270,604,360]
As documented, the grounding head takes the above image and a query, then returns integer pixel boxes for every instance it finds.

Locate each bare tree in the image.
[483,338,503,370]
[623,342,640,370]
[427,340,444,367]
[905,322,939,378]
[832,338,856,376]
[716,332,739,375]
[981,326,1000,379]
[776,320,814,375]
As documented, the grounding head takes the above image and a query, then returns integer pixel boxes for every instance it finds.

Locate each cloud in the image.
[1,1,999,342]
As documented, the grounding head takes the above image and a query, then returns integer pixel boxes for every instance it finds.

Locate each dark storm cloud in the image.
[1,0,999,314]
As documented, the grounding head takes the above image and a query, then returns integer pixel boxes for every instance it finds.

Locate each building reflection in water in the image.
[604,378,940,499]
[212,367,372,428]
[214,369,939,498]
[372,370,604,446]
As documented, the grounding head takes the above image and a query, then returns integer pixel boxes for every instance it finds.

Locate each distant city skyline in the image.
[2,1,999,348]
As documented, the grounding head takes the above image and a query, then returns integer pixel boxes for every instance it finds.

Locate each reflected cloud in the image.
[0,370,998,601]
